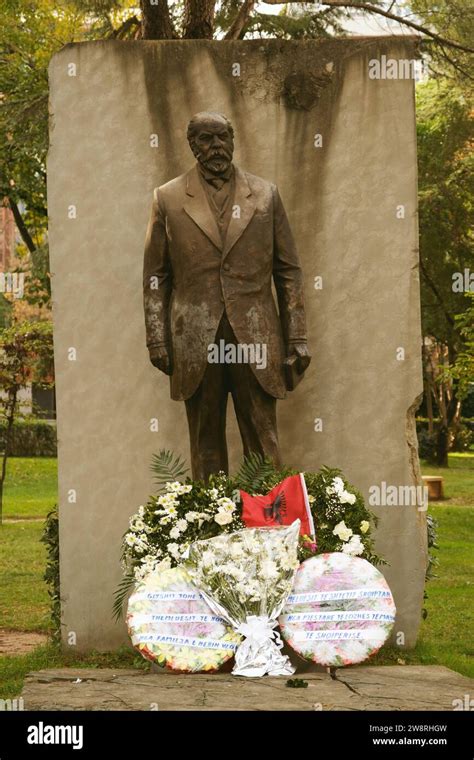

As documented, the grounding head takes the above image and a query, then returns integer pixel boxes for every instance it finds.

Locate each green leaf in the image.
[150,449,189,490]
[112,571,136,622]
[286,678,308,688]
[234,451,277,493]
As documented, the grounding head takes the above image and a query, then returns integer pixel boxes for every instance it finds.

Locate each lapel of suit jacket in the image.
[183,166,222,251]
[222,166,257,260]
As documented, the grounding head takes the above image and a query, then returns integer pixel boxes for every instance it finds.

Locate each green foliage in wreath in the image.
[113,450,385,620]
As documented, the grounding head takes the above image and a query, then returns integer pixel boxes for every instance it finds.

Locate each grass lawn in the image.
[0,453,472,700]
[370,502,473,677]
[0,521,50,631]
[421,452,474,506]
[418,503,473,676]
[2,457,57,519]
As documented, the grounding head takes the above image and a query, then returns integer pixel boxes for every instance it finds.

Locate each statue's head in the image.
[187,112,234,175]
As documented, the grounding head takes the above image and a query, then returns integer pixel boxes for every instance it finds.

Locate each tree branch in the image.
[108,15,140,39]
[419,257,456,331]
[225,0,257,40]
[6,197,36,254]
[433,43,474,80]
[261,0,474,53]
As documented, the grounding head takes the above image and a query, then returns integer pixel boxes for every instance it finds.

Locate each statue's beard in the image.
[198,148,233,175]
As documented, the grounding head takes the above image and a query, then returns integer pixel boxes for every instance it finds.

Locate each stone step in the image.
[20,665,473,711]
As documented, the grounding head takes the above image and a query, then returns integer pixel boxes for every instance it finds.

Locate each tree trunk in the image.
[183,0,215,38]
[435,392,458,467]
[426,383,434,436]
[225,0,256,39]
[435,424,449,467]
[422,341,435,436]
[140,0,175,39]
[0,389,18,525]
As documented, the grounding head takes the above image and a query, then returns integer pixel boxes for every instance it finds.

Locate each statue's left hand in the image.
[287,343,311,373]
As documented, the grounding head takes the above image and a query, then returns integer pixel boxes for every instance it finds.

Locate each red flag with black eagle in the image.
[240,474,315,538]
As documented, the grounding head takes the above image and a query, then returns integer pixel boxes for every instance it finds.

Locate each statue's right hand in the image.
[148,345,172,375]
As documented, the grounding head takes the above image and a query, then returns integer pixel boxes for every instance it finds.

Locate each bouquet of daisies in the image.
[186,520,300,677]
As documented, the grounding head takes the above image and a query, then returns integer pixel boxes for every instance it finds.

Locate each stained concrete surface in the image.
[21,665,472,711]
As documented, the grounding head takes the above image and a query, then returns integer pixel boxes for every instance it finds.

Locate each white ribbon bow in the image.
[236,615,284,649]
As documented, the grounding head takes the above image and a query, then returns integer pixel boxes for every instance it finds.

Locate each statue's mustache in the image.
[201,147,233,160]
[208,151,231,160]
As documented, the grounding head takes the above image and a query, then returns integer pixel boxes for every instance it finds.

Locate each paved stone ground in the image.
[21,665,473,711]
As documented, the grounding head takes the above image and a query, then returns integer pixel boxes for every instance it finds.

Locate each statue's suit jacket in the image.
[143,164,307,401]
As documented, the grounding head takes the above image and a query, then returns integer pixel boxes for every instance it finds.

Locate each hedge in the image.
[416,417,474,460]
[41,506,61,642]
[0,419,57,457]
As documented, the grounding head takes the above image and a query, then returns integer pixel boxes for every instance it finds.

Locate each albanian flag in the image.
[241,474,315,538]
